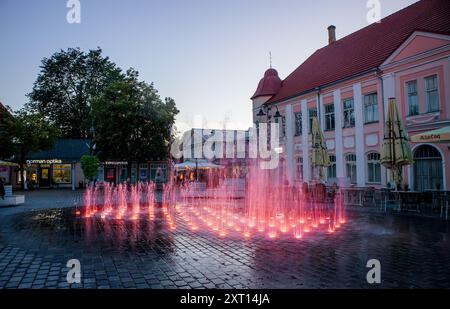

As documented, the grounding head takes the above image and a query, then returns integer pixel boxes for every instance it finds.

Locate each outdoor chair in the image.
[420,191,434,214]
[380,188,398,212]
[441,193,449,220]
[399,192,421,213]
[363,187,376,206]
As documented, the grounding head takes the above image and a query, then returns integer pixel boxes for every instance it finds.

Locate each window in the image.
[324,104,335,131]
[407,80,419,116]
[296,157,303,180]
[52,164,71,184]
[308,108,317,133]
[294,112,302,136]
[139,163,148,181]
[413,145,443,191]
[367,152,381,183]
[343,98,355,128]
[328,155,336,179]
[119,167,127,183]
[425,75,439,112]
[364,93,378,123]
[345,153,357,184]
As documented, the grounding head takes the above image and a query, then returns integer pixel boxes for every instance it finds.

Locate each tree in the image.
[8,110,60,189]
[91,69,179,167]
[27,48,123,138]
[0,104,16,160]
[80,155,100,182]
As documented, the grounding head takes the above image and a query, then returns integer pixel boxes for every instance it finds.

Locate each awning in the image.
[410,126,450,143]
[0,160,19,167]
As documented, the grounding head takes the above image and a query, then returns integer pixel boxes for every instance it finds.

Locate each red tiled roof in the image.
[267,0,450,104]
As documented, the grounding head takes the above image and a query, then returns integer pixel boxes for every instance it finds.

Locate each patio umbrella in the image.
[0,160,19,167]
[311,117,330,181]
[410,126,450,143]
[380,98,413,188]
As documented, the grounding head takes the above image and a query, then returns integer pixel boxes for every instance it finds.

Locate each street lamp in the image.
[273,107,282,119]
[256,108,266,117]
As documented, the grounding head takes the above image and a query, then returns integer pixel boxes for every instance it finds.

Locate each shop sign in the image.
[103,161,128,166]
[26,159,62,165]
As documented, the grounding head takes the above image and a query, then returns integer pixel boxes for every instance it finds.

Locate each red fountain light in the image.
[81,160,346,240]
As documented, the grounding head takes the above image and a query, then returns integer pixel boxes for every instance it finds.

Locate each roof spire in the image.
[269,51,272,68]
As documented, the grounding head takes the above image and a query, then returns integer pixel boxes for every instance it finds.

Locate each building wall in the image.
[253,33,450,190]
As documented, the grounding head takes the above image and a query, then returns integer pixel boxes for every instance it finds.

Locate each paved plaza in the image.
[0,190,449,289]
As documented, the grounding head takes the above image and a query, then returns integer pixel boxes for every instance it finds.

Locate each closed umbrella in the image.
[311,117,330,181]
[380,98,413,189]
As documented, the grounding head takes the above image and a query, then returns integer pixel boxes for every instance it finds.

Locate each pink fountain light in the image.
[81,160,346,240]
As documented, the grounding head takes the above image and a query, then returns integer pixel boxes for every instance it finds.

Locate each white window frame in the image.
[345,153,357,184]
[328,155,337,179]
[425,75,439,113]
[366,152,381,184]
[324,104,335,131]
[343,98,355,128]
[363,93,379,123]
[407,80,419,116]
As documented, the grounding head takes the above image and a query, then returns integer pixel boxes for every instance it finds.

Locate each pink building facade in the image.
[251,0,450,191]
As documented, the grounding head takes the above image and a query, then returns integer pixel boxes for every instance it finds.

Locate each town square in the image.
[0,0,450,304]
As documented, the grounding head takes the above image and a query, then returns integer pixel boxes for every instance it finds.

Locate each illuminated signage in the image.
[26,159,62,165]
[103,161,128,165]
[420,134,440,140]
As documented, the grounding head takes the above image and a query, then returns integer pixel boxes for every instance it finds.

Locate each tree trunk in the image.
[19,162,24,190]
[19,151,26,190]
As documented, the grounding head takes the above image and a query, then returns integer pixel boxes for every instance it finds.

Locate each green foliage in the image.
[91,69,179,162]
[8,109,60,159]
[0,104,16,159]
[27,48,123,138]
[80,155,100,181]
[2,108,60,188]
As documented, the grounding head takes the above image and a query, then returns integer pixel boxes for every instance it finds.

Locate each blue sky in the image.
[0,0,416,131]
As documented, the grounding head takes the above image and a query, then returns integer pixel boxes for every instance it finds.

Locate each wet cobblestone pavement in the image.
[0,191,449,289]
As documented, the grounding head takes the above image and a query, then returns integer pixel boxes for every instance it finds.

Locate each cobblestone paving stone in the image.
[0,190,449,289]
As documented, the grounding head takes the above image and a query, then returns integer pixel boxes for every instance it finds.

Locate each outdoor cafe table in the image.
[426,190,450,220]
[395,191,422,213]
[380,190,420,212]
[342,187,366,207]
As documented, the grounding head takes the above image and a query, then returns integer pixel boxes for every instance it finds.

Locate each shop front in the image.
[19,139,91,190]
[98,161,128,184]
[97,161,169,184]
[22,159,76,189]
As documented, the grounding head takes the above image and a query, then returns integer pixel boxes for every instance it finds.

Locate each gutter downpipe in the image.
[376,68,388,187]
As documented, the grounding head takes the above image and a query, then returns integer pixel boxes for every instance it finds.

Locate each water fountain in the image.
[80,160,346,240]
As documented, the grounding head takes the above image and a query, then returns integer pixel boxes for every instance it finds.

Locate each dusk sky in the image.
[0,0,416,132]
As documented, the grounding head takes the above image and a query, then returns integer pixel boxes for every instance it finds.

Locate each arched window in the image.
[328,155,336,179]
[345,153,357,184]
[413,145,443,191]
[367,152,381,183]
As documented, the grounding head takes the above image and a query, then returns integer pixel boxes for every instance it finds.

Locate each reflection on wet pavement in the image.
[0,205,449,288]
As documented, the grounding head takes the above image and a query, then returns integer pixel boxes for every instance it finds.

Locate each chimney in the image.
[328,25,336,44]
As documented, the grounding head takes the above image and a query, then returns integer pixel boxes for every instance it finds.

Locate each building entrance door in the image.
[39,167,51,188]
[105,167,116,184]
